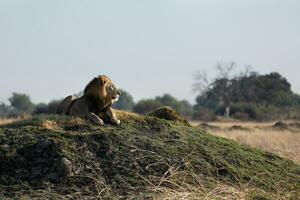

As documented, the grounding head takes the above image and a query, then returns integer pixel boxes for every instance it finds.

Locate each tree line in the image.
[1,63,300,121]
[193,62,300,120]
[0,91,194,119]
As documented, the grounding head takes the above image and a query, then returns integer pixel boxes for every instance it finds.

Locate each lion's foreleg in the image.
[105,107,120,125]
[88,112,104,126]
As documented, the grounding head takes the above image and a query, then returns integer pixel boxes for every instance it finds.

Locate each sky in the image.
[0,0,299,104]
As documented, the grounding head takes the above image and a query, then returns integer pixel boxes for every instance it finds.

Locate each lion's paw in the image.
[111,119,120,125]
[97,118,105,126]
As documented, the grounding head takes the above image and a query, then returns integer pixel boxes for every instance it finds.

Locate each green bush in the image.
[133,94,193,118]
[33,100,62,114]
[193,107,217,121]
[133,99,162,114]
[113,89,135,111]
[177,100,194,118]
[8,93,34,114]
[0,103,12,118]
[155,94,193,118]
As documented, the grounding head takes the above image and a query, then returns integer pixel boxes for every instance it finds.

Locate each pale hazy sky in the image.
[0,0,299,104]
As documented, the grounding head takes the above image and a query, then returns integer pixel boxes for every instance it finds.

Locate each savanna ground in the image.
[193,120,300,164]
[0,111,299,200]
[5,116,299,164]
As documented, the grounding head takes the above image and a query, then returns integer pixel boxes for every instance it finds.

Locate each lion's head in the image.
[84,75,121,106]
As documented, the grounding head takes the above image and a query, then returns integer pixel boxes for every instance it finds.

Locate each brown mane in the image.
[83,75,112,114]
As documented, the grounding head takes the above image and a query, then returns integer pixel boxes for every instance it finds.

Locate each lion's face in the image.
[84,75,121,106]
[105,82,121,104]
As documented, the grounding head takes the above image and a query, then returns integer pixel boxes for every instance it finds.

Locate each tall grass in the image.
[198,121,300,164]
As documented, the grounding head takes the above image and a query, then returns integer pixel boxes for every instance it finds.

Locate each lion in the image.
[57,75,121,125]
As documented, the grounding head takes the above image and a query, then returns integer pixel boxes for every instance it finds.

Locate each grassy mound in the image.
[148,106,190,126]
[0,112,299,199]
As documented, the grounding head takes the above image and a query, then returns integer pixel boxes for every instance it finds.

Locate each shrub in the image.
[133,99,162,114]
[193,107,217,121]
[8,93,34,114]
[231,112,250,121]
[113,89,135,111]
[34,100,62,114]
[177,100,194,118]
[0,103,13,118]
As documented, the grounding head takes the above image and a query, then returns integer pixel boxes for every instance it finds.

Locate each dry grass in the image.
[164,119,300,199]
[151,184,280,200]
[0,114,31,126]
[195,120,300,164]
[0,118,17,125]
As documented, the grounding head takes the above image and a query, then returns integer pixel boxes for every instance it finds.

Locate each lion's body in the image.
[58,75,121,125]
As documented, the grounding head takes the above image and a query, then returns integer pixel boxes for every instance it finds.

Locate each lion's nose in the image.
[118,91,121,95]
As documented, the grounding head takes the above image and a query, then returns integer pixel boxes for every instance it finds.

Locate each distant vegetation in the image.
[113,89,135,111]
[132,94,193,118]
[1,63,300,121]
[0,93,35,117]
[193,62,300,121]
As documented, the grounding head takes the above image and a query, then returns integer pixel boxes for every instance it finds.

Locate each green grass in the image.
[0,111,299,199]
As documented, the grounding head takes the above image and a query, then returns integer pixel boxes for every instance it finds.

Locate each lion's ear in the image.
[99,77,107,86]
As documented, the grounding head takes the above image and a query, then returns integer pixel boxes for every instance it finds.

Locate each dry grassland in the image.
[195,120,300,164]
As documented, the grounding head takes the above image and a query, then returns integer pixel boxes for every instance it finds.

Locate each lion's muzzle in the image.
[112,94,120,103]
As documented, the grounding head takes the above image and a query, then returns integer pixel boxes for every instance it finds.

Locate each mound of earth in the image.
[198,122,220,130]
[0,112,299,199]
[228,125,250,131]
[289,122,300,129]
[273,121,288,129]
[148,106,190,126]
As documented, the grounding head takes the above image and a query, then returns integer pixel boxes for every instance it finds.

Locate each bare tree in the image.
[193,62,237,118]
[238,65,252,77]
[215,61,236,79]
[192,70,210,95]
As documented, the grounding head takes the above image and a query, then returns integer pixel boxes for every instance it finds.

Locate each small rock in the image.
[57,157,73,177]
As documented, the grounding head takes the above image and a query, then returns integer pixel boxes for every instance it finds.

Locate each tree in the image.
[193,63,300,120]
[231,72,295,106]
[133,94,193,118]
[8,93,34,114]
[0,103,12,117]
[155,94,194,118]
[177,100,193,118]
[194,94,219,111]
[34,103,48,114]
[33,99,62,114]
[133,99,162,114]
[155,94,181,111]
[254,72,292,106]
[113,89,135,111]
[193,62,236,117]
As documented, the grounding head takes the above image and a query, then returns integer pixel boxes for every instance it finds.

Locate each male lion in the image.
[58,75,121,125]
